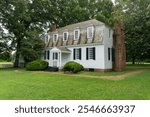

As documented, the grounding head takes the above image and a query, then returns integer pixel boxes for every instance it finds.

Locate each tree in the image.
[0,0,46,66]
[113,0,150,64]
[96,0,114,26]
[21,29,45,63]
[0,26,12,61]
[123,0,150,63]
[47,0,114,28]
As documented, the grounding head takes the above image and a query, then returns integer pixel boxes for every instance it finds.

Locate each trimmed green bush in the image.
[63,61,84,73]
[26,60,48,71]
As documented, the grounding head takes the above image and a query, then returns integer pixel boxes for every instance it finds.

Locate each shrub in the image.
[63,61,84,73]
[26,60,48,71]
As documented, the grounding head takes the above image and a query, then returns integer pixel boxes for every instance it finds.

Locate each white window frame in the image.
[63,32,68,41]
[45,35,50,43]
[53,34,58,42]
[87,26,94,39]
[74,29,80,40]
[75,48,80,60]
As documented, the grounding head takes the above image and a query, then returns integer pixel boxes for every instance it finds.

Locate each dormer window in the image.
[53,34,58,42]
[45,35,50,43]
[63,32,68,41]
[87,26,94,38]
[74,29,80,40]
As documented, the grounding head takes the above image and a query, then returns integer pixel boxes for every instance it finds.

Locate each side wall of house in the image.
[67,44,105,69]
[103,26,113,69]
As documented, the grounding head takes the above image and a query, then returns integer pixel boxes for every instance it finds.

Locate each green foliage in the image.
[0,27,12,61]
[47,0,114,27]
[0,0,45,67]
[123,0,150,63]
[26,60,48,71]
[63,61,84,73]
[21,29,45,63]
[95,0,114,26]
[113,0,150,63]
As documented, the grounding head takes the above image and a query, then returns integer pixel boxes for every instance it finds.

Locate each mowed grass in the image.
[0,62,13,68]
[0,62,13,64]
[0,64,150,100]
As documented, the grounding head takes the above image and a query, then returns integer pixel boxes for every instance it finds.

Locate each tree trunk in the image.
[132,56,135,64]
[14,39,21,68]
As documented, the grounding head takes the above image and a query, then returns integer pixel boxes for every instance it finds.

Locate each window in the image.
[45,35,50,43]
[63,32,68,41]
[53,52,58,60]
[53,34,58,42]
[86,47,96,60]
[87,26,94,38]
[73,48,81,60]
[74,29,80,40]
[108,48,111,60]
[47,50,50,60]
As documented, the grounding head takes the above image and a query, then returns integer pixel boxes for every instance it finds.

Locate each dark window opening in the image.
[47,50,50,60]
[108,48,111,60]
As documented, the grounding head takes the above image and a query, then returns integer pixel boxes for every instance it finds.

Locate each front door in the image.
[53,52,58,67]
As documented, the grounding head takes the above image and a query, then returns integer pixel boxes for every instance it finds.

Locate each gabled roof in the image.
[52,19,104,32]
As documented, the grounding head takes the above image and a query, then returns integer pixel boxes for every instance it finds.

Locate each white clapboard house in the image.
[43,19,114,72]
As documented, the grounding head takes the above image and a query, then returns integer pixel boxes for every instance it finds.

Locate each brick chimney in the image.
[113,23,126,71]
[51,23,56,32]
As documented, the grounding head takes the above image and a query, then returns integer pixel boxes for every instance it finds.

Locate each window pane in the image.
[75,31,78,39]
[75,49,79,59]
[64,32,68,40]
[89,48,94,59]
[87,27,94,38]
[74,48,81,60]
[87,47,95,60]
[53,34,58,41]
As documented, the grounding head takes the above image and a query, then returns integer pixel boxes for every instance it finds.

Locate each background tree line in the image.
[0,0,149,66]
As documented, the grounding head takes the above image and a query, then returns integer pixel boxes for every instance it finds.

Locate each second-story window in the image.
[87,26,94,38]
[45,35,50,43]
[74,29,80,40]
[53,34,58,42]
[63,32,68,41]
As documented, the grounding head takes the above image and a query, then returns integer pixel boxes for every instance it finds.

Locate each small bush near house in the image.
[63,61,84,73]
[26,60,48,71]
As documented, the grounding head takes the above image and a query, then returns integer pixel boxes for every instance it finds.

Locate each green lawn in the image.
[0,64,150,100]
[0,62,13,64]
[0,62,13,68]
